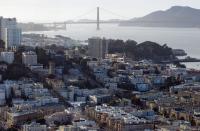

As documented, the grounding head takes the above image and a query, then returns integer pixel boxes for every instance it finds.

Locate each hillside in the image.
[107,40,175,62]
[120,6,200,27]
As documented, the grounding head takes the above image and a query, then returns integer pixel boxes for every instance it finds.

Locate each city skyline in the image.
[1,0,200,130]
[0,0,200,22]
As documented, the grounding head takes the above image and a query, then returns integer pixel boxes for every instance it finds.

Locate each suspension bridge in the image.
[39,7,128,30]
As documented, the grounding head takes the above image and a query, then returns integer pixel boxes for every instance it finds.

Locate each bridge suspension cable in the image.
[41,7,130,30]
[70,7,129,21]
[71,7,97,21]
[100,7,129,20]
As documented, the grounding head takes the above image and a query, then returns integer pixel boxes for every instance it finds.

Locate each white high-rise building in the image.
[0,17,21,49]
[22,51,37,66]
[88,37,109,59]
[1,51,14,64]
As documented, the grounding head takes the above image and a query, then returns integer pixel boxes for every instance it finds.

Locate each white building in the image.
[0,17,21,49]
[22,51,37,66]
[22,122,47,131]
[1,51,14,64]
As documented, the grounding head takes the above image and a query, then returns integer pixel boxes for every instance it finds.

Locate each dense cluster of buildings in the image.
[86,105,154,131]
[1,15,200,131]
[83,37,200,130]
[0,80,63,126]
[22,34,81,48]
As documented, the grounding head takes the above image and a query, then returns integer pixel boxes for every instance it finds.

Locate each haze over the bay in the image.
[1,0,200,22]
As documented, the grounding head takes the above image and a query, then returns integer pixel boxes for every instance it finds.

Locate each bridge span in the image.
[39,7,128,30]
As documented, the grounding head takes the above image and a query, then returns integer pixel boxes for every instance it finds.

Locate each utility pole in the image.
[97,7,100,30]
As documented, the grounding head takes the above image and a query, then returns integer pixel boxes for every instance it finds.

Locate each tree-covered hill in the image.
[107,39,175,62]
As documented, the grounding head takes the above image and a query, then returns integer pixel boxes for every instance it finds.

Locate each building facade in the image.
[22,51,37,66]
[0,51,14,64]
[48,61,55,75]
[88,37,109,59]
[22,122,47,131]
[0,17,21,49]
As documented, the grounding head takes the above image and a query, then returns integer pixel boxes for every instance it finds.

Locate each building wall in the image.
[0,17,21,49]
[22,124,47,131]
[88,37,108,59]
[22,52,37,66]
[1,52,14,64]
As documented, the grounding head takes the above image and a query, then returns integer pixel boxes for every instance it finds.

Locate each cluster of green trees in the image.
[2,63,31,80]
[0,39,5,49]
[107,39,175,62]
[1,45,66,80]
[35,47,50,67]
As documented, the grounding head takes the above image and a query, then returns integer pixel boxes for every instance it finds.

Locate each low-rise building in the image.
[22,51,37,66]
[1,51,14,64]
[22,122,47,131]
[86,105,154,131]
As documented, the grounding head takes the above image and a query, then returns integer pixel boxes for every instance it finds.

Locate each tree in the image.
[155,67,161,74]
[191,119,196,126]
[0,39,5,49]
[36,119,46,125]
[107,39,175,62]
[165,76,180,87]
[35,47,50,67]
[131,95,142,106]
[54,121,61,126]
[173,61,186,68]
[13,46,26,64]
[7,127,18,131]
[80,58,90,68]
[117,63,126,70]
[3,63,31,80]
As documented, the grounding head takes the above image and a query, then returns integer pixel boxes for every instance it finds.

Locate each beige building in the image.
[59,125,80,131]
[86,106,154,131]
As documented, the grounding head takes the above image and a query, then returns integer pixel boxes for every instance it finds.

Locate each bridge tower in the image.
[63,22,67,30]
[97,7,100,30]
[53,22,57,30]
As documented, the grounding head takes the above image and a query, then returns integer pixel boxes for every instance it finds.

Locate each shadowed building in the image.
[88,37,109,59]
[49,61,56,75]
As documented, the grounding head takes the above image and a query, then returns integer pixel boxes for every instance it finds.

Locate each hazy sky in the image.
[0,0,200,22]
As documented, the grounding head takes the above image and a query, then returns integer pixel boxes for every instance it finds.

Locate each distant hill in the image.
[120,6,200,27]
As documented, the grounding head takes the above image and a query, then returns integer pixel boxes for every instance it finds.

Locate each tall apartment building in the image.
[22,51,37,66]
[88,37,109,59]
[0,17,21,49]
